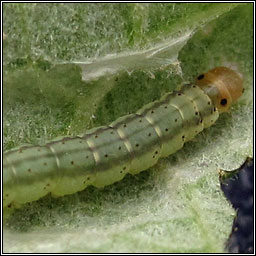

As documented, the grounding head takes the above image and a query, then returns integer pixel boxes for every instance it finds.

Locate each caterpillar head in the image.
[195,66,243,113]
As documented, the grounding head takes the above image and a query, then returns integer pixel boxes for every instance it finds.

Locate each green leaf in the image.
[3,3,252,253]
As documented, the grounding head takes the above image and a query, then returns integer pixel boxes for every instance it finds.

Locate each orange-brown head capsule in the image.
[195,67,243,113]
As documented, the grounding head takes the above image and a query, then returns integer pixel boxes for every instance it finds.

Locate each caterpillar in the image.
[3,66,243,210]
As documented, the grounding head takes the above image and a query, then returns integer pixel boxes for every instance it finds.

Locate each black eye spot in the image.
[175,119,177,122]
[195,112,198,116]
[151,110,154,114]
[136,144,139,147]
[192,85,196,88]
[208,101,211,105]
[197,74,204,80]
[213,107,216,112]
[87,177,90,180]
[148,133,151,137]
[164,106,168,109]
[220,98,227,106]
[178,93,182,96]
[155,151,158,154]
[86,155,89,159]
[123,124,127,128]
[182,135,185,140]
[123,166,126,170]
[165,128,168,132]
[105,154,108,158]
[71,161,74,165]
[28,168,31,172]
[242,88,245,93]
[118,146,122,150]
[200,119,203,124]
[139,119,142,123]
[79,141,83,143]
[95,135,98,138]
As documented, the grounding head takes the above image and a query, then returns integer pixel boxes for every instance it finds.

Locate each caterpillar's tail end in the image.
[195,66,244,113]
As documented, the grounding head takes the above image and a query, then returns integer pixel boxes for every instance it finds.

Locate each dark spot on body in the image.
[242,88,245,93]
[62,141,65,145]
[87,177,90,180]
[5,194,9,197]
[197,74,204,80]
[123,166,126,170]
[175,119,177,122]
[86,155,89,159]
[44,162,47,166]
[37,148,41,152]
[118,146,122,150]
[28,168,31,172]
[110,131,114,134]
[139,119,142,123]
[220,98,227,106]
[213,107,216,112]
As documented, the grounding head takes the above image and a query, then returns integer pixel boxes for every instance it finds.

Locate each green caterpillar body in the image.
[3,67,244,210]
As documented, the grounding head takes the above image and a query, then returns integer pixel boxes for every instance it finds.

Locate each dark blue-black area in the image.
[221,158,254,254]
